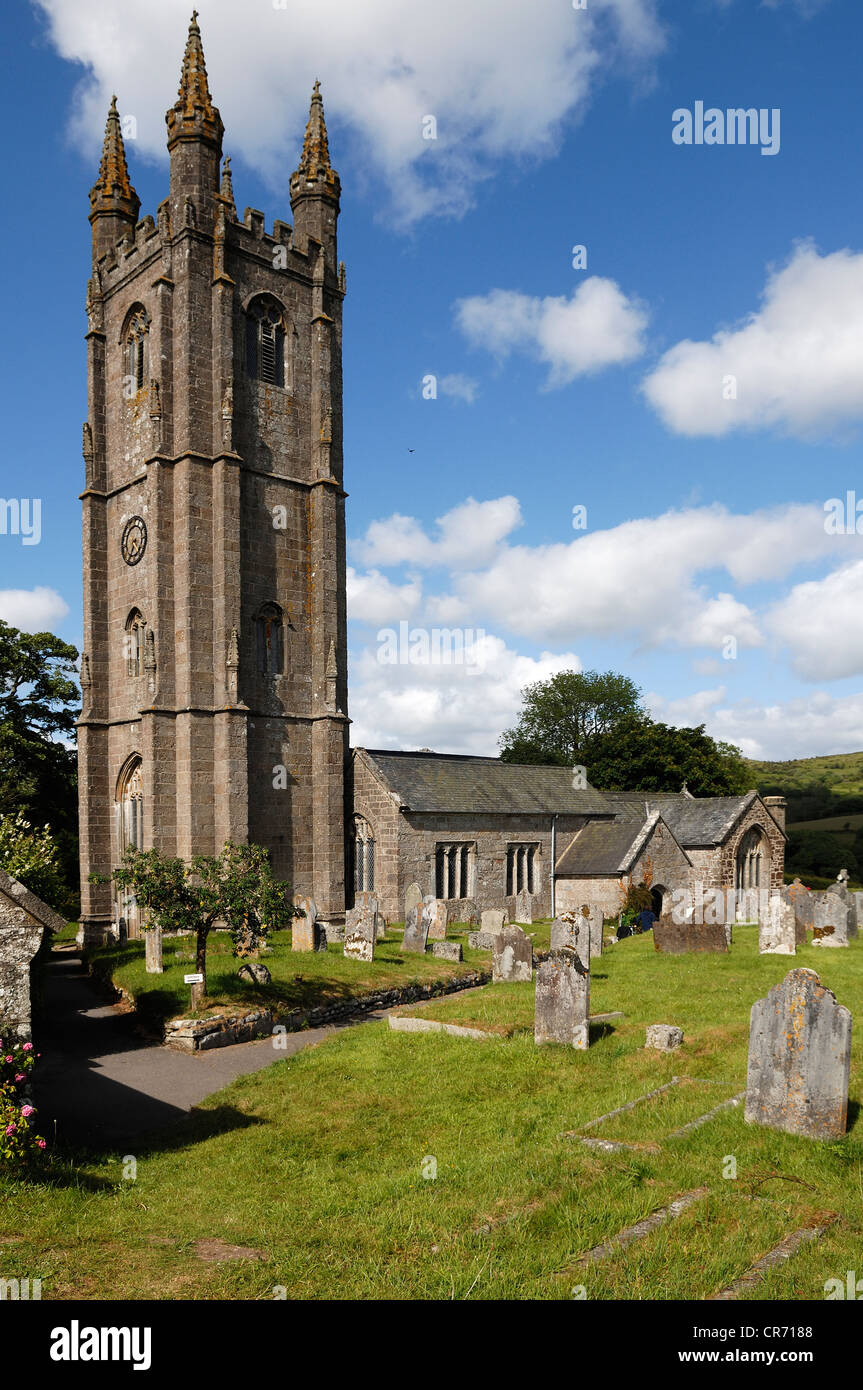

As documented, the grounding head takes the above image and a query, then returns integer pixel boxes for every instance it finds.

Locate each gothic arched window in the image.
[255,602,284,675]
[125,609,145,677]
[246,297,286,386]
[117,757,144,853]
[354,816,375,895]
[123,306,150,396]
[736,827,767,890]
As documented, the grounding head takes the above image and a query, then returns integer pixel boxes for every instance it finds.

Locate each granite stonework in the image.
[468,931,497,950]
[404,882,423,920]
[745,969,851,1140]
[782,880,812,946]
[354,890,386,940]
[0,869,66,1042]
[534,948,589,1049]
[144,922,164,974]
[578,903,603,959]
[759,895,796,956]
[514,890,533,925]
[480,909,508,935]
[645,1024,684,1052]
[550,912,590,963]
[402,903,430,955]
[492,926,533,983]
[343,913,375,963]
[653,918,729,954]
[813,893,850,948]
[293,908,328,952]
[432,940,463,962]
[425,898,448,941]
[77,28,349,947]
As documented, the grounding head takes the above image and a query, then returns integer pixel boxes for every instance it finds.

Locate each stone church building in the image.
[77,16,785,941]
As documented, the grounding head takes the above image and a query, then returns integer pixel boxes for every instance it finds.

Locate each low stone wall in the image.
[163,967,493,1053]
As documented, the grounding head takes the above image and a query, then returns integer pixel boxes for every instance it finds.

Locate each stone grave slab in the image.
[514,890,533,925]
[480,908,508,934]
[343,911,375,963]
[813,893,849,948]
[534,948,589,1049]
[432,940,463,962]
[402,903,430,954]
[404,882,423,920]
[492,925,533,983]
[653,918,728,954]
[759,895,796,956]
[425,898,448,941]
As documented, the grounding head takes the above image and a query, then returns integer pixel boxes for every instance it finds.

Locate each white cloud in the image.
[642,244,863,438]
[437,374,479,404]
[650,685,863,762]
[346,568,421,626]
[36,0,664,226]
[767,559,863,680]
[455,278,649,386]
[0,588,70,632]
[348,634,581,754]
[351,495,522,571]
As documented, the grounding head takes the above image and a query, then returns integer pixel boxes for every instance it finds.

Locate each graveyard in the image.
[3,914,862,1301]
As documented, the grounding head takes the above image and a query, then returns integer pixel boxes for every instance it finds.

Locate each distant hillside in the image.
[745,750,863,804]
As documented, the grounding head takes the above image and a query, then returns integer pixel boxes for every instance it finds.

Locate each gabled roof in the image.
[0,867,67,934]
[555,812,691,876]
[604,791,762,846]
[356,749,614,815]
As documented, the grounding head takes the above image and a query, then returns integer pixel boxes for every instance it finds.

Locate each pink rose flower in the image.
[4,1056,12,1064]
[5,1123,16,1136]
[14,1074,24,1083]
[37,1139,47,1150]
[22,1043,33,1052]
[21,1104,34,1118]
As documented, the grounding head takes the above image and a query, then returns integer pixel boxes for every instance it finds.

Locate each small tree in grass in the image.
[111,842,299,1010]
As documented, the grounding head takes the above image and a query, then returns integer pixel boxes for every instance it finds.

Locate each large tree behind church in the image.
[499,668,748,795]
[0,620,80,903]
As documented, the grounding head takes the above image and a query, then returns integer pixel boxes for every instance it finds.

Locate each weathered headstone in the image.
[550,911,590,961]
[323,923,344,944]
[432,940,463,962]
[144,922,163,974]
[480,908,508,935]
[492,925,533,983]
[0,868,65,1042]
[645,1024,683,1052]
[759,895,796,956]
[467,930,496,950]
[813,893,849,948]
[343,911,375,963]
[237,961,272,984]
[578,903,603,959]
[514,890,533,925]
[653,918,728,954]
[293,899,327,952]
[783,879,812,945]
[535,948,589,1049]
[404,882,423,921]
[851,892,863,941]
[425,898,448,940]
[354,891,386,940]
[402,902,430,954]
[745,968,851,1140]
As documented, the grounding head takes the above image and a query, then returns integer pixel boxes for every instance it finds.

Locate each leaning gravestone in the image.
[514,890,533,925]
[578,903,603,959]
[293,897,327,952]
[402,902,430,955]
[813,893,849,948]
[759,895,796,956]
[425,898,448,941]
[404,882,423,921]
[480,908,508,935]
[534,948,589,1049]
[550,911,590,962]
[492,925,533,983]
[653,918,728,954]
[343,911,375,963]
[144,921,163,974]
[745,968,851,1140]
[354,890,386,940]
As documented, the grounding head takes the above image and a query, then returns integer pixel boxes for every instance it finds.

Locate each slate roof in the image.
[357,749,614,816]
[0,866,67,933]
[357,750,776,851]
[554,819,655,876]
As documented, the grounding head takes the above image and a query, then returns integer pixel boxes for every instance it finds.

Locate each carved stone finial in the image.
[227,626,239,702]
[80,653,92,688]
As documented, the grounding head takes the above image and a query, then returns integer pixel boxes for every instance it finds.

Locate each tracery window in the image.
[124,307,150,395]
[125,609,145,677]
[246,297,286,386]
[354,816,375,894]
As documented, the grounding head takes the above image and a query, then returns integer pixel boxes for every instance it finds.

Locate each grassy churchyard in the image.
[2,925,862,1301]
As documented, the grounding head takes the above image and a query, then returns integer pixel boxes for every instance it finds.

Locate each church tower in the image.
[78,13,349,942]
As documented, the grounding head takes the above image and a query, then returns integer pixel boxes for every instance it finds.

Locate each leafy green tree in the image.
[584,716,749,795]
[111,842,299,1006]
[0,811,71,914]
[499,669,645,766]
[786,830,857,882]
[0,621,79,900]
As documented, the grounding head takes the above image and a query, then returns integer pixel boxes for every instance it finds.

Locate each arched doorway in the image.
[650,886,666,918]
[116,757,143,938]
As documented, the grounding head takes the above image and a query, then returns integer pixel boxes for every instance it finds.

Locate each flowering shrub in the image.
[0,1037,47,1169]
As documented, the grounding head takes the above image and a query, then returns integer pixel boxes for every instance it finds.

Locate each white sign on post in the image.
[184,973,204,984]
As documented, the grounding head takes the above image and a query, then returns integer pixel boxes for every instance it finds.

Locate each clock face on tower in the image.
[120,516,147,566]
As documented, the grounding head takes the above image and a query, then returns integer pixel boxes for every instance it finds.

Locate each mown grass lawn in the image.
[87,925,487,1025]
[2,930,862,1300]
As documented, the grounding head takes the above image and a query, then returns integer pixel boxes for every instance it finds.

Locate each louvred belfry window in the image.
[246,299,285,386]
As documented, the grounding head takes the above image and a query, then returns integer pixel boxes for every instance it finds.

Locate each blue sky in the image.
[3,0,863,759]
